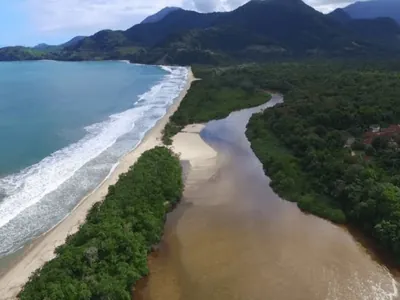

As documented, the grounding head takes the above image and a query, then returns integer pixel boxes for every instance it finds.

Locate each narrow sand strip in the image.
[0,68,194,300]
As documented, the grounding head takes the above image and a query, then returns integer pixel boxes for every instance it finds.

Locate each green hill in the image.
[0,47,46,61]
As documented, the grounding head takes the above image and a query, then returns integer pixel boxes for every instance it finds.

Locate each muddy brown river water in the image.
[136,95,399,300]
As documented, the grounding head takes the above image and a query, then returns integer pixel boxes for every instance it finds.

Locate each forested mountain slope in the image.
[343,0,400,24]
[328,8,400,49]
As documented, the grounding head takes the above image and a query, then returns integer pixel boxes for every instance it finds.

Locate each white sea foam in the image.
[370,275,399,300]
[160,65,174,73]
[0,65,189,239]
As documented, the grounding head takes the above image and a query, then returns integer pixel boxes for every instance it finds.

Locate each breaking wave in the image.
[0,65,189,256]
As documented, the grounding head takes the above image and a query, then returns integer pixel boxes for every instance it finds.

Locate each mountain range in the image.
[140,7,181,24]
[1,0,400,64]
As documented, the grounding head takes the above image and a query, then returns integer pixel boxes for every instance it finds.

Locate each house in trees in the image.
[364,125,400,146]
[344,137,355,148]
[370,125,381,133]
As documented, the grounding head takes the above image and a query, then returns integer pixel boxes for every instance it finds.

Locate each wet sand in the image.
[137,95,399,300]
[0,69,194,300]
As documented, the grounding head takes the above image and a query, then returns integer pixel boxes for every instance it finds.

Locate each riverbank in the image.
[136,99,399,300]
[0,68,194,299]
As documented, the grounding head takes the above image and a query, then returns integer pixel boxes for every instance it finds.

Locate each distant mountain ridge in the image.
[32,36,86,53]
[328,7,400,48]
[62,36,86,48]
[141,7,181,24]
[343,0,400,24]
[328,8,352,24]
[1,0,400,64]
[34,43,52,50]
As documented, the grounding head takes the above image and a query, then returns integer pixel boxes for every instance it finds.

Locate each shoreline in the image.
[0,67,194,300]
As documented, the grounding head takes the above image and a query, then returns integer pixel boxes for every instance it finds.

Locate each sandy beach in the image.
[172,125,217,167]
[171,124,219,188]
[0,68,194,299]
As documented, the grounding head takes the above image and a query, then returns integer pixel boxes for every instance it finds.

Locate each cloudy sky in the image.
[0,0,362,46]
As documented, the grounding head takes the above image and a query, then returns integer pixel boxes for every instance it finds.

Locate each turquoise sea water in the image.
[0,61,188,256]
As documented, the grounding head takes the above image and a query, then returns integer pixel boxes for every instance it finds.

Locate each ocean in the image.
[0,61,189,257]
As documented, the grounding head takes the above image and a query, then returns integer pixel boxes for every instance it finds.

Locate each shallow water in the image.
[137,95,399,300]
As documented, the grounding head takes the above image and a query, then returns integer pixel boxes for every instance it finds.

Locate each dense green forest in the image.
[162,67,270,144]
[242,63,400,261]
[18,147,183,300]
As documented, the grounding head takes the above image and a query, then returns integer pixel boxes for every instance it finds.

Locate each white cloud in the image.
[304,0,358,12]
[184,0,248,12]
[25,0,184,32]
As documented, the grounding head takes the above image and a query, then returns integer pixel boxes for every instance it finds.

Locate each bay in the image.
[0,61,188,257]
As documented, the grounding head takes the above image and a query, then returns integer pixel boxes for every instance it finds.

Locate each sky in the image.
[0,0,364,47]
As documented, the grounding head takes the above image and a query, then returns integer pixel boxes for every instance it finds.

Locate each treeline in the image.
[243,63,400,262]
[163,66,271,144]
[18,147,183,300]
[0,47,47,61]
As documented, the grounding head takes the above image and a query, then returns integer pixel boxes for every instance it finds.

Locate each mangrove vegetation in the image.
[245,63,400,262]
[162,67,270,144]
[18,147,183,300]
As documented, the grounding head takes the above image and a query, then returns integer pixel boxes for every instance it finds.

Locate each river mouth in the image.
[136,96,399,300]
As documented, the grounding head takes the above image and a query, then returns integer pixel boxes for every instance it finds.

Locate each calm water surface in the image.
[137,95,399,300]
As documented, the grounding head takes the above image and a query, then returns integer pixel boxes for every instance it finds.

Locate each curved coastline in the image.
[0,67,194,299]
[0,62,187,257]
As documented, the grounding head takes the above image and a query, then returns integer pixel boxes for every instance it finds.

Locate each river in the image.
[136,95,399,300]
